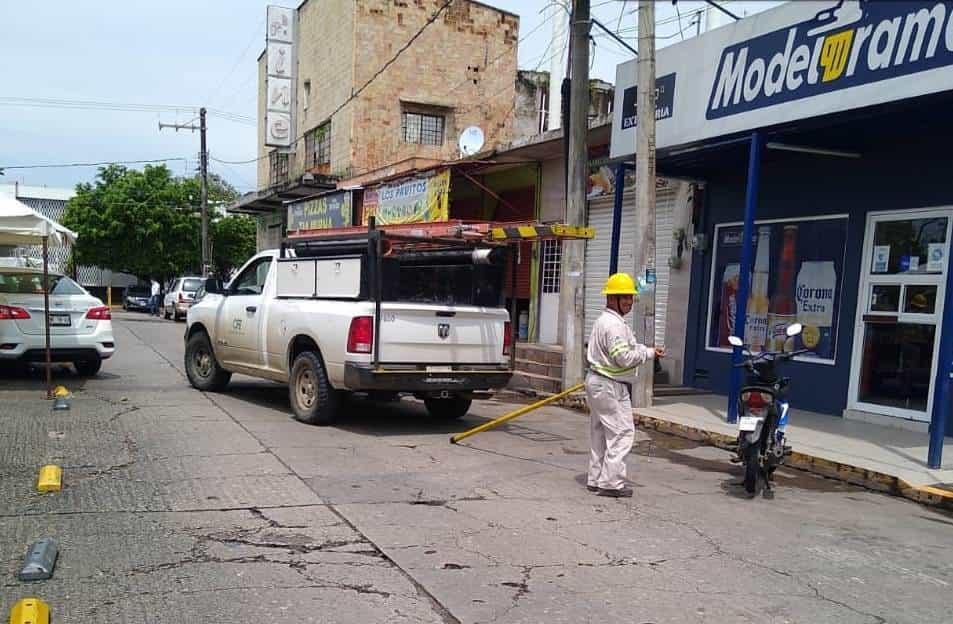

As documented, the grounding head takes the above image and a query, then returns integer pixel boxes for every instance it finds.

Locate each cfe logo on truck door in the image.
[707,0,953,119]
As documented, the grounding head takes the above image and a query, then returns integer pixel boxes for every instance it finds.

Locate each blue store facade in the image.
[611,1,953,466]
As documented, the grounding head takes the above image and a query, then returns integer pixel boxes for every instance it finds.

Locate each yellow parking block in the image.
[36,466,62,493]
[9,597,50,624]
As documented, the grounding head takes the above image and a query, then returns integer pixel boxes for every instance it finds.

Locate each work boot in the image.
[597,487,633,498]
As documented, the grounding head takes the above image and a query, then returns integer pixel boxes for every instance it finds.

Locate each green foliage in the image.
[61,164,252,282]
[211,215,257,279]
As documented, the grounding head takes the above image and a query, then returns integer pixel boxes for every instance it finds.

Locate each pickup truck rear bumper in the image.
[344,362,512,393]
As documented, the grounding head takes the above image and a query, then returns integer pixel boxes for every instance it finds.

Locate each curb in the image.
[542,392,953,511]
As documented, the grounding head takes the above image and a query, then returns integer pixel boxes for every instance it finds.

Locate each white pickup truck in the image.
[184,229,514,424]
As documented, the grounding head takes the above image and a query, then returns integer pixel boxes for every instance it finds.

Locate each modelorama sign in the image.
[362,169,450,226]
[611,0,953,158]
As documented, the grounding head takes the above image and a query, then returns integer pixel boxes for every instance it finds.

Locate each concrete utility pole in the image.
[560,0,590,391]
[158,107,210,277]
[199,108,209,277]
[632,0,656,408]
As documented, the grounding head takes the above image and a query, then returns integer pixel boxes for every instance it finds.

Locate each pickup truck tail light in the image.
[0,305,31,320]
[179,293,185,303]
[347,316,374,354]
[503,321,512,356]
[86,306,112,321]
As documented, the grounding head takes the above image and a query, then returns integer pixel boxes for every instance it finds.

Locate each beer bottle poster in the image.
[707,216,848,362]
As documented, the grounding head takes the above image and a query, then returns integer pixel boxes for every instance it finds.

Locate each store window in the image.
[850,210,951,420]
[402,111,445,146]
[706,216,849,363]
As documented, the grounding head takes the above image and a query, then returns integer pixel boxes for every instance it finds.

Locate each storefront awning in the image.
[227,176,337,215]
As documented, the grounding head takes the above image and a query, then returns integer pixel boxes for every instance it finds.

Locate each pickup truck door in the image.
[216,256,273,368]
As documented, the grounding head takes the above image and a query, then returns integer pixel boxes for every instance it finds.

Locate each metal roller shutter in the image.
[584,187,676,345]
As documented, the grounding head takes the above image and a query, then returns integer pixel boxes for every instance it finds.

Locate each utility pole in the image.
[199,108,209,277]
[632,0,656,408]
[560,0,590,391]
[158,106,210,277]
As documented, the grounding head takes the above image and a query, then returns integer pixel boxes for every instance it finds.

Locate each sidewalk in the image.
[631,394,953,507]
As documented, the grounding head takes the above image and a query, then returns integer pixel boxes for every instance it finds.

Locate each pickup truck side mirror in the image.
[204,277,225,295]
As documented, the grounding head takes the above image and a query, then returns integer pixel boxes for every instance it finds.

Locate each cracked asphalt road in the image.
[1,313,951,623]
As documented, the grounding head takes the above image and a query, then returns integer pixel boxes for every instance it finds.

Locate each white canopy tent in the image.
[0,194,78,397]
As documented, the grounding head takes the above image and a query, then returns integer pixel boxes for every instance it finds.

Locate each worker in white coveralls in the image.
[586,273,665,498]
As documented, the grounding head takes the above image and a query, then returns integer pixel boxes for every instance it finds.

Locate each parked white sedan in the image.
[0,267,115,376]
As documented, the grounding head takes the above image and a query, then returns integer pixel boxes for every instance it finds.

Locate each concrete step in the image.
[515,343,562,366]
[508,370,562,395]
[514,358,563,380]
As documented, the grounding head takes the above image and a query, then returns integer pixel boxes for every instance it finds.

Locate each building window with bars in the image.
[269,150,289,186]
[306,121,331,169]
[401,111,445,146]
[541,239,561,294]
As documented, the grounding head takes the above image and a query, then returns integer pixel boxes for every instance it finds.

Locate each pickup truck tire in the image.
[289,351,339,426]
[424,397,472,421]
[185,332,232,392]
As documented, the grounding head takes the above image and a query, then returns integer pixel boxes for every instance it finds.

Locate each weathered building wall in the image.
[294,0,356,179]
[348,0,519,176]
[514,70,549,140]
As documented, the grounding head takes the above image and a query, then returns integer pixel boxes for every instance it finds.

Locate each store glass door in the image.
[849,210,952,421]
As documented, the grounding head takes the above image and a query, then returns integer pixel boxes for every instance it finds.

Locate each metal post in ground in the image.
[727,131,762,423]
[927,238,953,468]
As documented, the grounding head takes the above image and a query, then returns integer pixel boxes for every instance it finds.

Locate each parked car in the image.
[163,276,203,321]
[0,267,115,376]
[184,231,513,425]
[123,286,152,312]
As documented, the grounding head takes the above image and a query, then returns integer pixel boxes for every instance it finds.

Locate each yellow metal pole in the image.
[450,383,585,444]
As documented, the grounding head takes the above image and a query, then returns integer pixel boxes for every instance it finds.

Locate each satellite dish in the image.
[459,126,485,156]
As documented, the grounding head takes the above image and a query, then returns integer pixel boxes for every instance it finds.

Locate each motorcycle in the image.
[728,323,805,498]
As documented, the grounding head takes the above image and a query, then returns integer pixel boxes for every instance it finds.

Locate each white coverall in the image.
[585,308,654,491]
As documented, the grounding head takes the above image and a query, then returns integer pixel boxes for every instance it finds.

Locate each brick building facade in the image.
[256,0,519,190]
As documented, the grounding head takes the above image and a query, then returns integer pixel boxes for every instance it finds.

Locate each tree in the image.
[61,165,253,283]
[211,215,257,279]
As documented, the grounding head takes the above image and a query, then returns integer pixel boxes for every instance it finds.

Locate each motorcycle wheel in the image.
[743,442,761,496]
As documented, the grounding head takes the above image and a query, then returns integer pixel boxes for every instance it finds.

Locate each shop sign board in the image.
[612,1,953,158]
[287,191,352,233]
[265,5,295,148]
[362,169,450,226]
[706,215,849,363]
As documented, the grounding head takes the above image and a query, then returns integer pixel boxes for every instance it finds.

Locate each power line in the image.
[0,97,254,125]
[0,157,188,170]
[206,18,265,109]
[210,154,261,166]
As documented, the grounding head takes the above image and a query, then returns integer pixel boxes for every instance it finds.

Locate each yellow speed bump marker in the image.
[9,597,50,624]
[52,386,70,398]
[37,465,62,493]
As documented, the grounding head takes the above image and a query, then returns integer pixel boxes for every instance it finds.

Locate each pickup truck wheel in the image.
[290,351,339,426]
[424,396,472,420]
[185,332,231,391]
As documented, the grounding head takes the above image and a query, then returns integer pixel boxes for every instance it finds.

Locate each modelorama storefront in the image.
[611,0,953,466]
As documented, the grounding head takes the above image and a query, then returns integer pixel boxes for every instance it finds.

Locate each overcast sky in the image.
[0,1,779,193]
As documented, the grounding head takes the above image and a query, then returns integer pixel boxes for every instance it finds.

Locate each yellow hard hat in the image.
[602,272,638,295]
